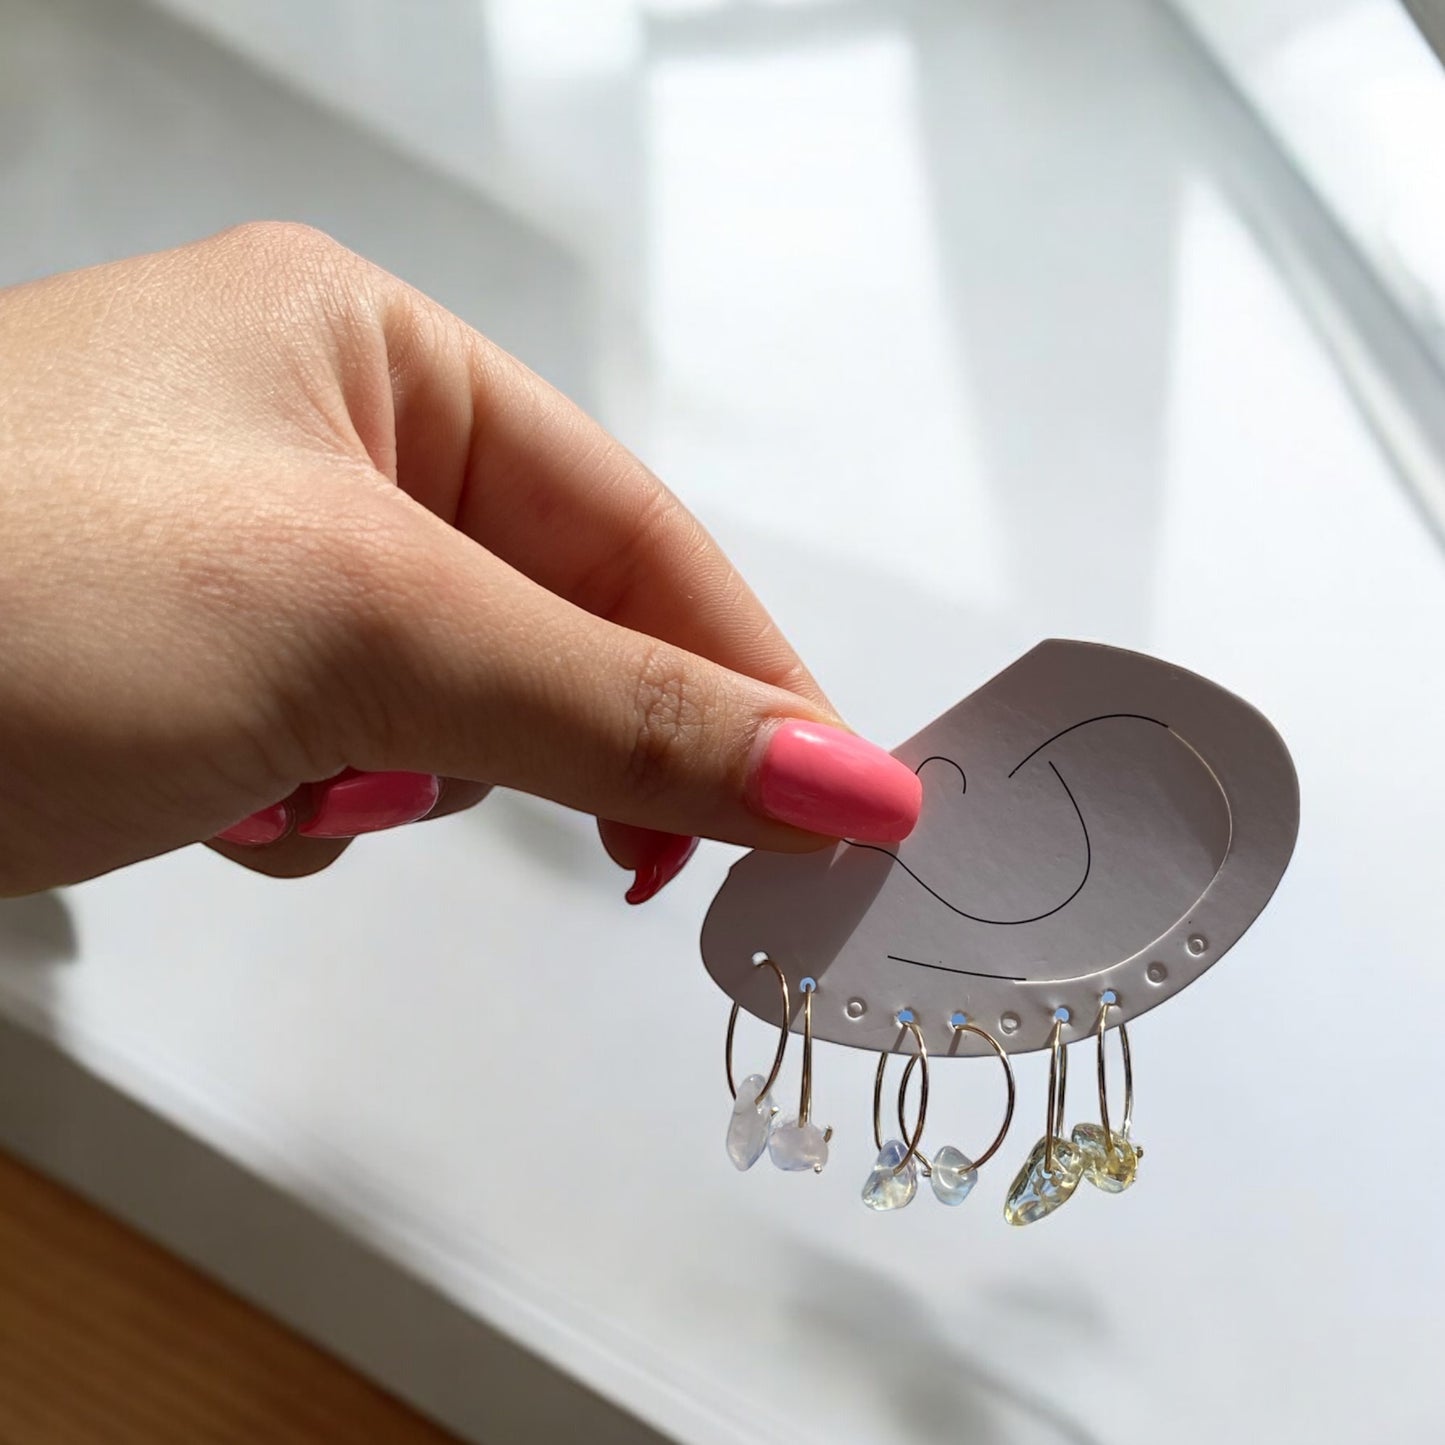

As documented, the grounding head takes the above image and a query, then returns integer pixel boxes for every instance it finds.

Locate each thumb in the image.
[346,521,921,851]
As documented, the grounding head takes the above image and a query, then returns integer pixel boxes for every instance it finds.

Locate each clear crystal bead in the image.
[1071,1122,1140,1193]
[861,1138,918,1211]
[768,1117,829,1173]
[929,1145,979,1205]
[1003,1135,1083,1226]
[726,1072,774,1171]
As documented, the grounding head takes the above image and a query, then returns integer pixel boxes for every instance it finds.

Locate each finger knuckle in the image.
[205,222,376,324]
[626,646,708,800]
[214,220,347,272]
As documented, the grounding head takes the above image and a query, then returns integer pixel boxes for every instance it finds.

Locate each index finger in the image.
[379,287,837,715]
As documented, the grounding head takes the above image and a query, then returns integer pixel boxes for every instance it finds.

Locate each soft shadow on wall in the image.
[786,1241,1108,1445]
[0,891,78,1095]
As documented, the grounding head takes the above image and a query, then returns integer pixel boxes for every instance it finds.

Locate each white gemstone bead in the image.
[726,1072,774,1170]
[767,1117,829,1173]
[861,1138,917,1211]
[930,1145,979,1205]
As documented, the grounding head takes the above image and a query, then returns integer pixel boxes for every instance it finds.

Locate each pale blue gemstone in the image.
[726,1072,774,1170]
[930,1145,979,1205]
[768,1116,829,1172]
[861,1138,918,1212]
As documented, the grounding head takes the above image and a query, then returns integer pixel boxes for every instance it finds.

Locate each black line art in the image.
[846,714,1173,934]
[1007,712,1167,778]
[916,755,966,792]
[887,954,1026,982]
[849,761,1089,925]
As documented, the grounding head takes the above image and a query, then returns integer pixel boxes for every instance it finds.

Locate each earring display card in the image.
[702,640,1299,1057]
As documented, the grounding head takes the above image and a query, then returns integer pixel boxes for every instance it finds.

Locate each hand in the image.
[0,224,920,899]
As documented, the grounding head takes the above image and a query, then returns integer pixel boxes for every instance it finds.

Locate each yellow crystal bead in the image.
[1003,1136,1083,1226]
[1071,1122,1140,1193]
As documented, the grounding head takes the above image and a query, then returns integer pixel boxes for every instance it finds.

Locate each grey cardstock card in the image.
[701,640,1299,1057]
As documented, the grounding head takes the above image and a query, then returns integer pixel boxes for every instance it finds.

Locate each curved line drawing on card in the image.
[846,716,1194,929]
[848,760,1092,925]
[916,755,967,793]
[700,640,1299,1057]
[1005,712,1169,778]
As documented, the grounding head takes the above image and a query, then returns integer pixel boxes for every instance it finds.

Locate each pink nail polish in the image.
[298,770,440,839]
[215,802,292,847]
[625,832,699,905]
[751,721,921,843]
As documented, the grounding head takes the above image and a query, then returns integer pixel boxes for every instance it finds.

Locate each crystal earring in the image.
[861,1015,929,1212]
[1004,1013,1084,1225]
[724,956,788,1170]
[893,1014,1017,1205]
[767,979,834,1173]
[1070,991,1142,1192]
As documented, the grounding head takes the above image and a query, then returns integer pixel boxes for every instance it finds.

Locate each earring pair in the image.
[1004,993,1142,1226]
[721,966,1142,1224]
[724,956,832,1174]
[861,1013,1017,1212]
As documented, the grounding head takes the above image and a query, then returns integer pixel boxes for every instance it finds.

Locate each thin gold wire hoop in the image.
[795,986,834,1144]
[1044,1017,1070,1173]
[1095,996,1134,1151]
[872,1020,929,1177]
[803,988,814,1121]
[897,1020,1017,1172]
[725,957,789,1102]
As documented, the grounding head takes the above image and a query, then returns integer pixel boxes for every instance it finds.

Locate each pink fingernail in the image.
[625,832,699,905]
[750,721,921,843]
[298,770,440,839]
[215,802,292,847]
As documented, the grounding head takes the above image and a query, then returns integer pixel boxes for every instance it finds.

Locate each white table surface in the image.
[2,2,1443,1441]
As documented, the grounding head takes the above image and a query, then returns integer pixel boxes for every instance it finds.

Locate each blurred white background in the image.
[1,2,1442,1441]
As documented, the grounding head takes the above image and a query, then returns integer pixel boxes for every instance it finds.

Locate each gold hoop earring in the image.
[724,957,788,1171]
[1071,992,1143,1191]
[1004,1013,1085,1226]
[895,1015,1016,1205]
[766,981,834,1173]
[861,1016,929,1212]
